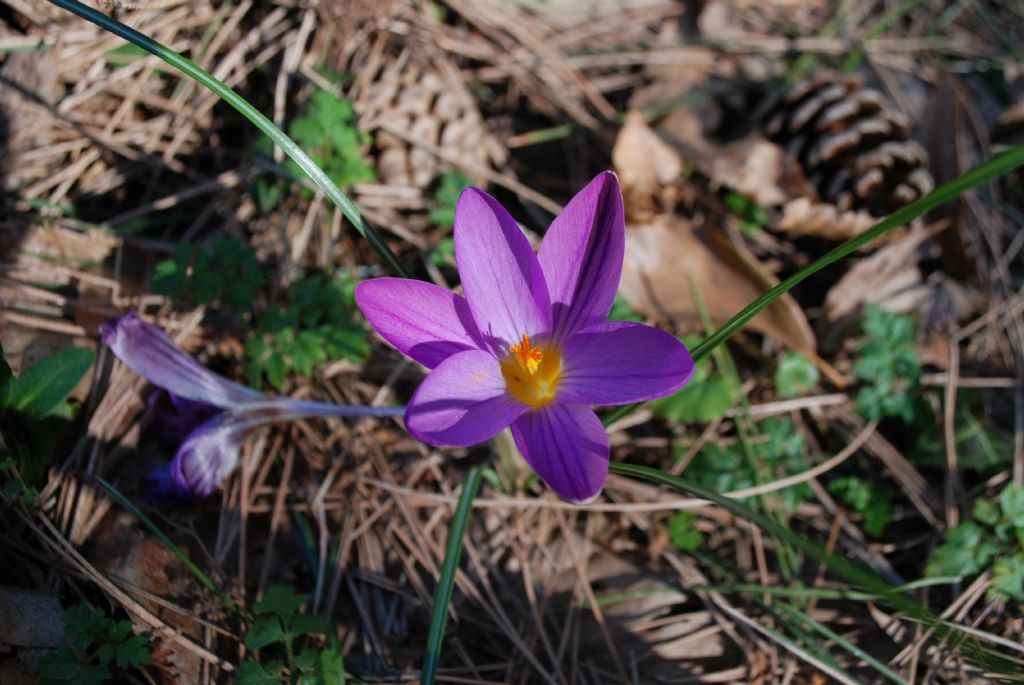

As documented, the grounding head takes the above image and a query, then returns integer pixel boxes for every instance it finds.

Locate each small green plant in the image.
[723,190,770,235]
[430,170,473,227]
[774,352,820,399]
[928,484,1024,601]
[0,345,94,490]
[652,335,739,423]
[428,236,455,268]
[38,603,151,685]
[682,417,813,511]
[251,89,374,213]
[245,272,369,390]
[608,294,643,323]
[828,476,894,537]
[239,585,346,685]
[667,511,704,551]
[152,235,265,314]
[853,304,922,422]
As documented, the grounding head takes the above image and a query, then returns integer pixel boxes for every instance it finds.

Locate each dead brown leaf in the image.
[620,215,816,352]
[614,116,816,352]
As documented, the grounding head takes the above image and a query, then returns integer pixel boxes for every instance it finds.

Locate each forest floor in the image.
[1,0,1023,683]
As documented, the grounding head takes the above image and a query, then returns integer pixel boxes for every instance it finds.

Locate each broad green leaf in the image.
[8,348,95,419]
[245,615,287,651]
[290,613,329,637]
[652,374,737,423]
[237,659,285,685]
[253,585,309,621]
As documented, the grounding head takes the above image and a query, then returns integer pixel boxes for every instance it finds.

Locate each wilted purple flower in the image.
[355,172,693,502]
[100,312,402,497]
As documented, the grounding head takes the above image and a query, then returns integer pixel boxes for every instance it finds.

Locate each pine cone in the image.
[331,3,506,190]
[762,73,934,217]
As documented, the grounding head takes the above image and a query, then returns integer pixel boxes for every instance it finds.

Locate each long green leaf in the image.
[47,0,409,279]
[7,348,94,419]
[607,461,1021,674]
[421,466,482,685]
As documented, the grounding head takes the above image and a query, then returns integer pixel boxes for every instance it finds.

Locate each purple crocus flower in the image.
[355,172,694,502]
[100,312,403,497]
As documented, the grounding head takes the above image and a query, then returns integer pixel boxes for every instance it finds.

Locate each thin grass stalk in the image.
[47,0,409,278]
[421,466,482,685]
[607,461,1021,673]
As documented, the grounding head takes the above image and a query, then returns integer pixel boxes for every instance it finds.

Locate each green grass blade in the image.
[605,144,1024,427]
[421,466,482,685]
[607,461,1021,674]
[777,604,911,685]
[690,144,1024,360]
[47,0,409,279]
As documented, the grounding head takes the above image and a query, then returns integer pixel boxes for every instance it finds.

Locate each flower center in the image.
[500,334,562,408]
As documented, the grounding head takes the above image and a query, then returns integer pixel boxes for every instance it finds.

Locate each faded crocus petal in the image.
[102,313,404,497]
[100,312,261,409]
[357,171,694,502]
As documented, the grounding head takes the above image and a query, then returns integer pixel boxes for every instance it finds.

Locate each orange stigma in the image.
[509,334,544,374]
[501,334,562,408]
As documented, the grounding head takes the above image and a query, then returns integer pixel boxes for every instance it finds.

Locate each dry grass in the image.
[1,0,1023,683]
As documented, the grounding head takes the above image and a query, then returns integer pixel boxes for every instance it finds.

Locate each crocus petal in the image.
[537,172,624,342]
[510,404,609,503]
[101,312,263,409]
[355,278,483,368]
[557,321,694,405]
[454,188,551,352]
[169,413,258,497]
[405,349,526,446]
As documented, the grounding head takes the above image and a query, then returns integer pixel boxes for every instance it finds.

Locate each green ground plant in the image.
[239,585,346,685]
[38,603,151,685]
[928,484,1024,601]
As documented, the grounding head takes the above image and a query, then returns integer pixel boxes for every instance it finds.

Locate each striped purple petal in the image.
[510,404,609,503]
[404,349,526,446]
[454,188,552,353]
[537,172,624,343]
[557,321,694,405]
[355,278,483,368]
[101,312,263,409]
[169,413,259,497]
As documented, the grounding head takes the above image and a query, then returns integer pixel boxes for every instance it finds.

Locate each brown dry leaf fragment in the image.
[620,216,816,353]
[780,196,875,241]
[612,114,685,221]
[17,225,118,265]
[614,115,816,352]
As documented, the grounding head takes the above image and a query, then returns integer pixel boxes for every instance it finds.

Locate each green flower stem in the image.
[421,466,482,685]
[48,0,409,279]
[605,143,1024,427]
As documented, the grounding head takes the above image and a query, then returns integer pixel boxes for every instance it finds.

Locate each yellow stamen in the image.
[501,334,562,408]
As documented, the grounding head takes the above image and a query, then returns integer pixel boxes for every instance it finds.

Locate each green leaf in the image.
[115,635,151,669]
[999,484,1024,529]
[290,613,329,637]
[64,603,110,651]
[430,171,473,227]
[652,374,736,423]
[927,522,993,577]
[0,345,14,411]
[991,555,1024,601]
[254,585,309,621]
[8,348,95,419]
[38,645,82,681]
[774,352,820,398]
[608,294,643,323]
[828,477,893,537]
[237,659,285,685]
[667,511,703,551]
[245,615,287,651]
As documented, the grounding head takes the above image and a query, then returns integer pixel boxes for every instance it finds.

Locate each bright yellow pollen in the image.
[501,334,562,408]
